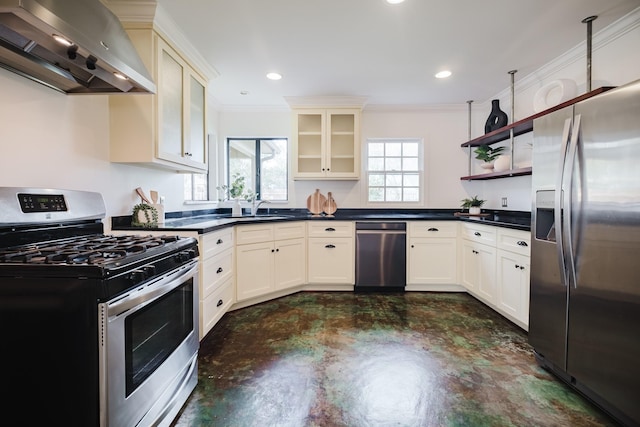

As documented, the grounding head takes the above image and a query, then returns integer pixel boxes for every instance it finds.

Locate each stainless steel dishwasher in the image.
[355,222,406,291]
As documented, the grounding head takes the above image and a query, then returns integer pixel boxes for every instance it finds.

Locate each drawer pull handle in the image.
[217,299,223,307]
[216,239,223,245]
[517,241,528,247]
[325,244,336,249]
[474,232,481,236]
[216,267,223,274]
[325,227,336,232]
[428,228,439,232]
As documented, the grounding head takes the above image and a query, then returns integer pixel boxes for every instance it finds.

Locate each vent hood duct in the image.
[0,0,155,94]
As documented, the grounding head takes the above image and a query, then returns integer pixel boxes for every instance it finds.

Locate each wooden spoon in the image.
[150,190,159,204]
[135,187,151,204]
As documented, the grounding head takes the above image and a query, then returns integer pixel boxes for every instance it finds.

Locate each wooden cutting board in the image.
[306,189,326,216]
[323,191,337,216]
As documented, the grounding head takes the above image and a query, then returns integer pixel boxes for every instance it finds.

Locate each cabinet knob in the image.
[185,152,192,157]
[427,228,439,232]
[217,299,224,307]
[515,264,520,269]
[411,245,414,248]
[325,244,336,249]
[216,239,223,245]
[271,249,275,252]
[474,232,481,236]
[216,267,223,274]
[325,227,336,232]
[520,265,525,270]
[276,248,280,252]
[517,241,528,247]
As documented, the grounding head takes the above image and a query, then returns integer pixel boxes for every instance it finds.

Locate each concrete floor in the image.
[171,292,617,427]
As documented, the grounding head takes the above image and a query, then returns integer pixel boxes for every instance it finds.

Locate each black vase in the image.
[484,99,508,134]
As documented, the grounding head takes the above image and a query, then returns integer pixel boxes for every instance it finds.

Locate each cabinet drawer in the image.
[307,221,353,238]
[274,221,306,240]
[235,224,275,245]
[201,249,233,297]
[201,228,233,258]
[409,221,457,238]
[497,228,531,256]
[461,223,496,246]
[200,278,234,339]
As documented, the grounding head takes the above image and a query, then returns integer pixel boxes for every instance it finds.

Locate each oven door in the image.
[99,259,199,427]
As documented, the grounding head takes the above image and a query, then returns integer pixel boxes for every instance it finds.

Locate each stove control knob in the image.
[129,269,148,284]
[142,265,156,278]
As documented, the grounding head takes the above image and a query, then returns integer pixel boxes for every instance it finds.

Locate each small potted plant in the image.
[461,195,486,215]
[216,173,255,217]
[474,144,506,170]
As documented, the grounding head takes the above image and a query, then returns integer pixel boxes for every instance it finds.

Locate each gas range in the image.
[0,187,200,426]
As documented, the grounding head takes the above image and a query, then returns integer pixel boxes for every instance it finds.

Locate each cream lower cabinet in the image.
[199,228,234,339]
[496,228,531,330]
[460,223,497,306]
[307,221,354,284]
[235,222,306,302]
[407,221,458,286]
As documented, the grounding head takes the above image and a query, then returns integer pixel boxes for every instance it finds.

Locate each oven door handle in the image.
[106,259,198,318]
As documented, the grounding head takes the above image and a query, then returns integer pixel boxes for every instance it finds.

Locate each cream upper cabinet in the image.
[293,108,360,180]
[109,24,208,173]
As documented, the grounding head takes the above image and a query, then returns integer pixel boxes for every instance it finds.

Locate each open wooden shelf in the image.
[460,87,615,148]
[460,86,615,181]
[460,167,532,181]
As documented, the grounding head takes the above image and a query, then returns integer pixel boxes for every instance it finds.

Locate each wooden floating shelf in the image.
[460,87,615,148]
[460,167,532,181]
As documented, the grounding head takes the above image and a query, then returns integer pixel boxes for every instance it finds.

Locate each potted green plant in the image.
[474,144,506,170]
[461,195,486,215]
[132,203,159,228]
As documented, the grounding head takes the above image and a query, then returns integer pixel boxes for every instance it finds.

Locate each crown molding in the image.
[283,95,368,109]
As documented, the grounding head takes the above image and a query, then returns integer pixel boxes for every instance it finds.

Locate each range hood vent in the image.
[0,0,155,94]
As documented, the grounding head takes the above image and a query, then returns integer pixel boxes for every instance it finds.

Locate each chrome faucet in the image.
[251,199,270,216]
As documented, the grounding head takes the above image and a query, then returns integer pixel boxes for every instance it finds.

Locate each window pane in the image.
[403,158,419,171]
[403,142,419,157]
[386,187,402,201]
[386,174,402,186]
[260,139,287,201]
[385,157,402,171]
[404,174,420,187]
[369,143,385,156]
[369,187,384,201]
[368,157,385,171]
[403,188,420,201]
[369,173,385,186]
[387,143,402,156]
[228,139,256,198]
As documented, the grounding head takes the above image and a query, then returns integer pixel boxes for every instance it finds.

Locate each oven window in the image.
[124,278,194,396]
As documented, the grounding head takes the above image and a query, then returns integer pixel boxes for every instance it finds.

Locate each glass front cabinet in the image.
[293,108,360,180]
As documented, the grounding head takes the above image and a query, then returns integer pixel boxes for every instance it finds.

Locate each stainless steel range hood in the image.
[0,0,155,94]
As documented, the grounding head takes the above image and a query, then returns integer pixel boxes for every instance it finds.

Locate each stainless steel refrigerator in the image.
[530,79,640,427]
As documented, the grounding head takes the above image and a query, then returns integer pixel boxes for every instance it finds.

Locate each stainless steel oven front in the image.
[99,258,199,427]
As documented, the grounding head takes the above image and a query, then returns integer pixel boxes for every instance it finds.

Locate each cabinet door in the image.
[186,73,207,166]
[236,242,274,301]
[274,238,306,290]
[475,243,497,304]
[461,240,479,292]
[408,238,457,284]
[497,249,530,329]
[307,238,354,284]
[157,40,185,163]
[293,110,326,178]
[326,109,359,178]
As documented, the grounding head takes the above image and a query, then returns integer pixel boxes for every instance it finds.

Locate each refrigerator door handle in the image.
[554,117,573,287]
[564,114,582,288]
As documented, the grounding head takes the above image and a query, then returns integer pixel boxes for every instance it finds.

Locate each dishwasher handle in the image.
[355,222,406,231]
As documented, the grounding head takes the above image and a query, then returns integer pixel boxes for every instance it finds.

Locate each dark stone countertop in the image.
[112,208,531,234]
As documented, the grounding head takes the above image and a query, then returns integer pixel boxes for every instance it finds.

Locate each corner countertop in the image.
[111,208,531,234]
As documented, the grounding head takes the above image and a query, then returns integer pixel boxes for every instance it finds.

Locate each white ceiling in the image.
[156,0,639,108]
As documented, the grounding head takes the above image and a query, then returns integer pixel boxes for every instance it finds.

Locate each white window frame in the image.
[365,138,424,206]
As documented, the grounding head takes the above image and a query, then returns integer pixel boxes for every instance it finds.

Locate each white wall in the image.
[0,8,638,222]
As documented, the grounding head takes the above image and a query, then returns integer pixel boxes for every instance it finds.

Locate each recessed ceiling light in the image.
[266,72,282,80]
[386,0,405,4]
[435,70,452,79]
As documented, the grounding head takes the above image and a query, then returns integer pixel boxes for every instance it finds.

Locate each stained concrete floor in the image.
[171,292,617,427]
